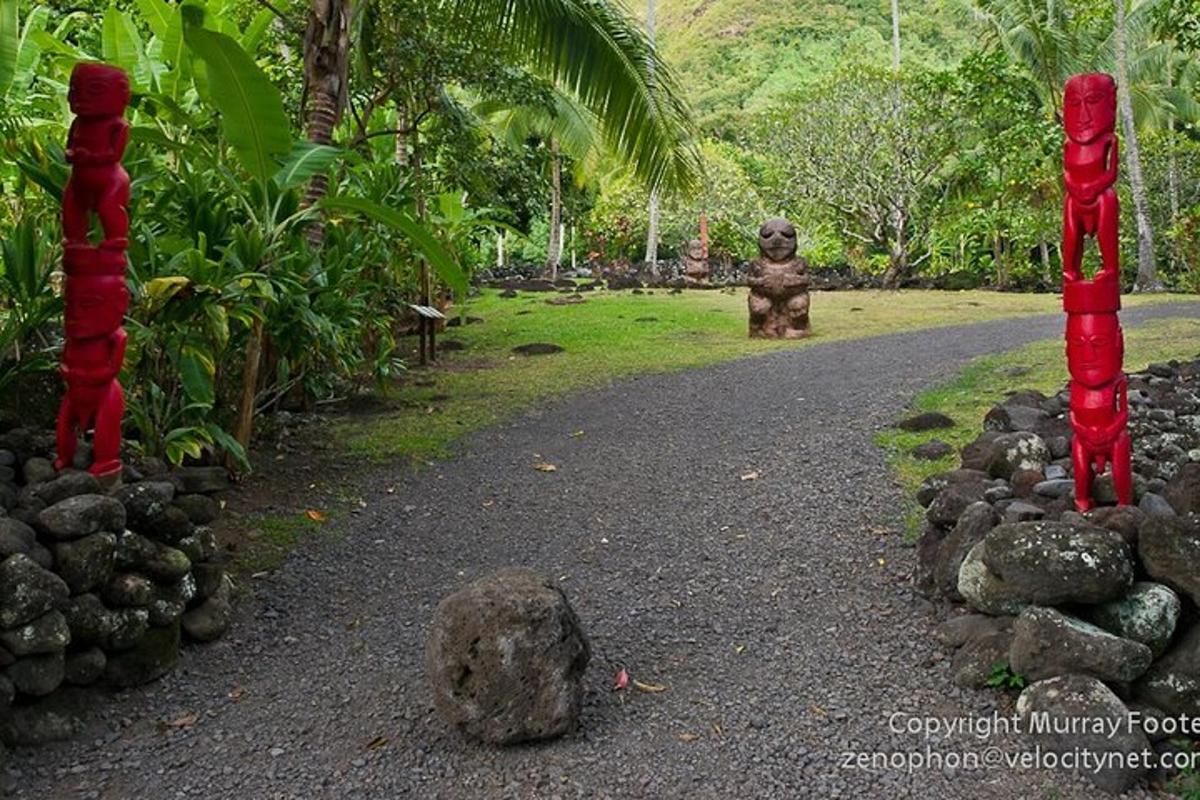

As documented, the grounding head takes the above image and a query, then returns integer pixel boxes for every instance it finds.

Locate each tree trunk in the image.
[1166,60,1180,270]
[1114,0,1161,291]
[545,143,562,279]
[643,0,660,275]
[230,315,264,467]
[302,0,352,249]
[1039,238,1052,286]
[882,221,908,290]
[890,0,901,70]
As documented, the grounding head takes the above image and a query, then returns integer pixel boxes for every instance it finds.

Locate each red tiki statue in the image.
[1061,73,1131,512]
[55,63,132,482]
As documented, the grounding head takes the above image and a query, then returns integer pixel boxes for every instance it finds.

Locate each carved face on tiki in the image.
[1066,313,1123,388]
[68,63,131,118]
[1063,73,1116,145]
[64,275,128,340]
[684,239,704,261]
[758,218,797,263]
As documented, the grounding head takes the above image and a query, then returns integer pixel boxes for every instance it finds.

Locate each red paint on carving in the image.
[55,63,131,482]
[1061,73,1132,512]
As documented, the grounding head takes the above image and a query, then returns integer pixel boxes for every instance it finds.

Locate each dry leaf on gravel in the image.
[740,471,761,481]
[366,736,389,751]
[306,509,326,523]
[534,462,558,472]
[161,713,198,730]
[678,732,700,742]
[569,430,585,438]
[633,680,667,693]
[228,685,246,702]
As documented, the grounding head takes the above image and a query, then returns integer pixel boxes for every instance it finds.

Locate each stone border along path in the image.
[7,303,1199,800]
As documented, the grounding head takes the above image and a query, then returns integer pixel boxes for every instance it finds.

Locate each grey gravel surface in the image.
[6,304,1198,800]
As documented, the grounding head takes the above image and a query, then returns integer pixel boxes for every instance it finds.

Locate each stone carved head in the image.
[684,239,704,260]
[758,218,797,263]
[1063,73,1116,145]
[68,63,131,118]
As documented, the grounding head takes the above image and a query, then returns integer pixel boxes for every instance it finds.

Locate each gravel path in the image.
[6,304,1199,800]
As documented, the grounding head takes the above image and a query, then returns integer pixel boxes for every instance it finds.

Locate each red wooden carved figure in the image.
[1061,73,1132,511]
[55,63,131,482]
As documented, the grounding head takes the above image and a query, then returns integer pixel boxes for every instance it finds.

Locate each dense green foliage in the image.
[0,0,697,466]
[579,0,1200,289]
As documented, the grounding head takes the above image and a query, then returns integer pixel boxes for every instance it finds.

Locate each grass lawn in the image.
[875,316,1200,537]
[337,286,1194,463]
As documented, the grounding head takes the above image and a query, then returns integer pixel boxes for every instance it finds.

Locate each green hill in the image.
[650,0,974,132]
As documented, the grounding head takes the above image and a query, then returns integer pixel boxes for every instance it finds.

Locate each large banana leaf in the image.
[183,18,290,187]
[102,6,151,92]
[319,197,468,297]
[0,0,16,98]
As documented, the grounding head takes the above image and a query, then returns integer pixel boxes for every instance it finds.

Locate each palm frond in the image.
[445,0,701,196]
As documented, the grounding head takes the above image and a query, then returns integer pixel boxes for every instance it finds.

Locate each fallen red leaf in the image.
[614,668,630,691]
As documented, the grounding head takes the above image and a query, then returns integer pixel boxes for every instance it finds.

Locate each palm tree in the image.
[301,0,353,247]
[643,0,661,273]
[479,89,604,279]
[301,0,700,247]
[1114,0,1160,290]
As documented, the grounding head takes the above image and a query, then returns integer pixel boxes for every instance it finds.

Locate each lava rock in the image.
[934,614,1014,649]
[896,411,955,432]
[0,554,69,629]
[105,608,150,652]
[957,541,1029,616]
[916,468,988,508]
[987,432,1051,480]
[511,343,565,357]
[35,494,125,541]
[21,458,55,485]
[115,531,191,582]
[114,481,175,531]
[182,575,232,642]
[927,480,989,527]
[53,532,117,594]
[5,650,64,696]
[1139,493,1177,517]
[960,432,1002,471]
[171,466,230,495]
[911,440,955,461]
[173,493,220,525]
[103,573,155,608]
[0,690,83,745]
[62,594,115,646]
[425,568,590,744]
[29,472,100,507]
[982,521,1133,605]
[1138,515,1200,606]
[934,502,999,600]
[1135,623,1200,717]
[1033,479,1074,499]
[104,620,180,688]
[1084,582,1180,659]
[951,630,1013,689]
[1087,505,1145,545]
[147,574,196,627]
[0,610,70,656]
[0,518,35,559]
[1017,675,1150,794]
[1001,500,1045,524]
[1009,606,1153,683]
[191,561,226,600]
[63,647,105,686]
[1163,462,1200,515]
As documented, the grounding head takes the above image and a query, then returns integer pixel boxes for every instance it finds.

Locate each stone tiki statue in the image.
[1061,73,1131,511]
[747,218,810,338]
[682,238,709,286]
[54,63,132,483]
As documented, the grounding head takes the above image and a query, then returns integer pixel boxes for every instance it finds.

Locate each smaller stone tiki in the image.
[681,238,709,286]
[747,218,810,338]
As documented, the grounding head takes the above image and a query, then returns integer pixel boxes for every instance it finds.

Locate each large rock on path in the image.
[425,568,590,744]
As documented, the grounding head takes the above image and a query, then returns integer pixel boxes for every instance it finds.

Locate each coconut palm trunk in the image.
[545,141,562,279]
[643,0,660,274]
[1114,0,1161,291]
[301,0,352,248]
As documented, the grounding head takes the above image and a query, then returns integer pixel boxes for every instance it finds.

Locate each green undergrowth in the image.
[334,287,1193,465]
[877,317,1200,538]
